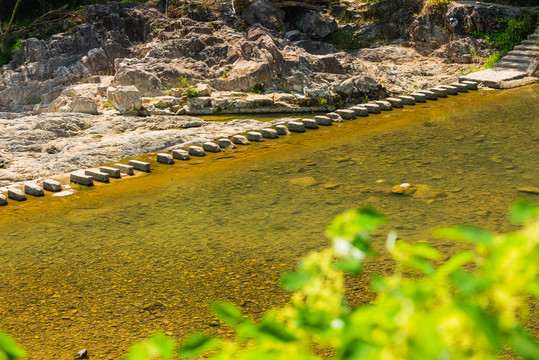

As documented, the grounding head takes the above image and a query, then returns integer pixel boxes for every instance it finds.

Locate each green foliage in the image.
[125,332,176,360]
[169,76,200,98]
[0,38,22,66]
[331,30,360,51]
[428,0,450,8]
[248,84,264,95]
[0,332,25,360]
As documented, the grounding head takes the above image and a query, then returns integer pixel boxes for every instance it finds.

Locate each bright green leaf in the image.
[124,332,176,360]
[212,302,243,326]
[511,198,538,225]
[0,332,26,360]
[281,270,312,291]
[258,317,297,343]
[335,259,363,274]
[433,225,493,245]
[509,327,539,360]
[178,333,220,358]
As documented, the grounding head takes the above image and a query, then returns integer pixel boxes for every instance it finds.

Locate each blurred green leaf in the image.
[339,338,379,360]
[178,333,220,358]
[458,304,500,348]
[433,225,493,245]
[258,317,297,343]
[281,270,312,291]
[327,206,387,240]
[0,332,26,360]
[451,270,489,296]
[335,259,363,275]
[511,198,538,225]
[509,327,539,360]
[212,302,243,326]
[436,251,475,279]
[125,332,175,360]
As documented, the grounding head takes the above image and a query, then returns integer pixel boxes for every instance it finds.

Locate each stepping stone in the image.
[335,109,356,119]
[24,183,44,197]
[275,125,290,135]
[386,98,403,108]
[0,194,7,206]
[375,101,392,110]
[439,85,459,95]
[218,138,236,148]
[301,118,319,129]
[398,95,416,105]
[430,87,447,97]
[157,153,175,164]
[189,145,206,156]
[203,142,221,153]
[100,166,121,178]
[173,149,190,160]
[85,169,110,183]
[70,172,94,186]
[451,82,468,92]
[363,103,381,113]
[128,160,151,172]
[53,191,74,197]
[461,80,478,90]
[247,131,264,142]
[288,121,306,133]
[349,106,369,116]
[261,128,279,139]
[417,90,437,100]
[326,112,343,122]
[114,163,134,175]
[8,188,26,201]
[410,92,427,102]
[232,135,250,145]
[314,115,332,126]
[43,179,62,192]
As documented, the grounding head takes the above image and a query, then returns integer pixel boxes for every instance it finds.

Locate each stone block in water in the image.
[128,160,151,172]
[461,80,478,90]
[85,169,110,183]
[203,142,221,153]
[8,188,27,201]
[100,166,121,178]
[386,98,403,108]
[363,103,381,113]
[335,109,356,119]
[24,183,44,197]
[410,92,427,102]
[398,95,416,105]
[418,90,437,100]
[70,172,94,186]
[0,193,7,206]
[157,153,175,164]
[375,101,392,110]
[218,139,236,148]
[326,112,343,122]
[247,132,264,142]
[430,87,447,97]
[114,163,134,175]
[451,82,468,92]
[275,125,290,135]
[43,179,62,192]
[349,106,369,116]
[302,118,319,129]
[232,135,250,145]
[261,128,279,139]
[288,122,305,133]
[439,85,459,95]
[314,116,332,126]
[173,149,191,160]
[189,146,206,157]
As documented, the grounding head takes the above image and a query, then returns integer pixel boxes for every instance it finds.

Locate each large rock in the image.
[242,0,286,30]
[107,85,145,115]
[302,12,338,39]
[45,94,98,114]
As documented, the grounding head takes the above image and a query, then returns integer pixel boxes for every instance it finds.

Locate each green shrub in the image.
[331,29,360,51]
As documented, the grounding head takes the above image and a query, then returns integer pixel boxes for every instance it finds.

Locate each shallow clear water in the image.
[0,85,538,359]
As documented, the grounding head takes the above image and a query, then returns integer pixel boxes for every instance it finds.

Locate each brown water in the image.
[1,85,538,359]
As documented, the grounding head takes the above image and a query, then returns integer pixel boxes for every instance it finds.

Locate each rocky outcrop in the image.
[242,0,286,30]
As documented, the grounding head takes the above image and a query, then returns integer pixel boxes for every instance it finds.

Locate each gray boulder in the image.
[242,0,286,30]
[302,12,338,39]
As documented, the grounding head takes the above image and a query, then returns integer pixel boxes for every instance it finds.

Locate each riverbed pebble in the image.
[391,183,417,195]
[128,160,151,172]
[375,101,392,110]
[430,87,447,97]
[70,172,94,186]
[247,131,264,142]
[85,169,110,183]
[203,142,222,153]
[301,118,319,129]
[287,121,306,132]
[363,103,381,113]
[398,95,416,105]
[461,80,478,90]
[349,106,369,116]
[439,85,459,94]
[386,98,403,108]
[451,82,468,92]
[173,149,190,160]
[100,166,121,178]
[418,90,437,100]
[314,115,332,126]
[410,92,427,102]
[335,109,356,119]
[218,138,236,148]
[189,145,206,156]
[232,135,250,145]
[326,112,343,122]
[275,125,290,135]
[43,179,62,192]
[114,163,134,175]
[157,153,175,164]
[24,183,44,197]
[261,128,279,139]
